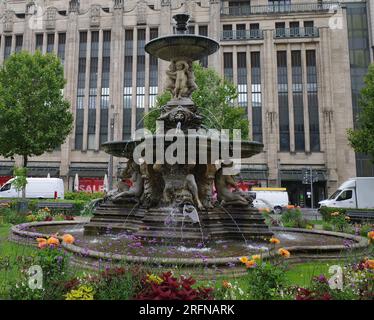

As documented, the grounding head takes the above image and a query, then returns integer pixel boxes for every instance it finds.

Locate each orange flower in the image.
[368,231,374,242]
[239,256,249,264]
[269,237,280,245]
[365,260,374,269]
[252,254,261,261]
[36,238,47,249]
[245,260,257,268]
[47,237,60,246]
[62,234,75,244]
[222,280,232,289]
[278,248,291,258]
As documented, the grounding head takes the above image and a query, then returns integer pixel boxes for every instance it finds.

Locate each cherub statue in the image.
[166,60,189,99]
[165,60,176,94]
[214,161,250,207]
[140,160,163,208]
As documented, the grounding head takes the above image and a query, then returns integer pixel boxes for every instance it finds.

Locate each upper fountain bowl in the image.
[145,35,220,62]
[145,14,219,62]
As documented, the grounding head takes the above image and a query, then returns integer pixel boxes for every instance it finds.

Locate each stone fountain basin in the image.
[145,35,220,61]
[10,221,369,277]
[101,136,264,161]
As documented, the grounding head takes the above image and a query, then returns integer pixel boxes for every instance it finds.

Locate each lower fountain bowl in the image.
[11,220,369,278]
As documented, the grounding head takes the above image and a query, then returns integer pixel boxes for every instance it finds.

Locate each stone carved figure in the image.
[140,161,163,208]
[158,104,203,130]
[153,163,203,210]
[166,60,197,99]
[195,164,217,209]
[215,162,251,207]
[110,159,144,203]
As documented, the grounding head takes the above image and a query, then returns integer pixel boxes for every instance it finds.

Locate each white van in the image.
[0,178,64,199]
[319,177,374,209]
[251,188,289,214]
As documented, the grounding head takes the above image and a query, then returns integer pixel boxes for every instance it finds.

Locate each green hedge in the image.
[319,206,374,222]
[64,191,104,201]
[6,199,88,215]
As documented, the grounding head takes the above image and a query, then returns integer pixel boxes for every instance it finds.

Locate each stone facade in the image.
[0,0,370,207]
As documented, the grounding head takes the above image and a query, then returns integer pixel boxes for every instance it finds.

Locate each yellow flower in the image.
[278,248,291,258]
[251,254,261,261]
[330,211,340,217]
[146,274,163,285]
[269,237,280,245]
[239,256,249,264]
[245,260,257,268]
[345,216,350,221]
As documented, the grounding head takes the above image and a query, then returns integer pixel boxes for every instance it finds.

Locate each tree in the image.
[348,64,374,160]
[0,51,74,167]
[144,63,249,139]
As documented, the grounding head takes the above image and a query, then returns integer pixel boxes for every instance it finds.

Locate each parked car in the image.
[0,177,64,199]
[319,177,374,209]
[250,188,289,214]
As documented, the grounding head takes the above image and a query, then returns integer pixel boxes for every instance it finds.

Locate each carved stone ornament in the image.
[46,7,57,30]
[3,10,14,33]
[90,5,101,28]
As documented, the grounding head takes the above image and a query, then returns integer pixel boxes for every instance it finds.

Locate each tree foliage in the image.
[144,63,249,139]
[348,64,374,160]
[0,51,73,166]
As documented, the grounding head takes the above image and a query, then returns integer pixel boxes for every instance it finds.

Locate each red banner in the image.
[78,178,104,193]
[0,176,12,187]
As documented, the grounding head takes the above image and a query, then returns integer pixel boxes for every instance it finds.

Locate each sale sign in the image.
[0,176,12,187]
[79,178,104,193]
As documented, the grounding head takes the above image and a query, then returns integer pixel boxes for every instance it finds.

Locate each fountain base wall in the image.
[84,202,273,241]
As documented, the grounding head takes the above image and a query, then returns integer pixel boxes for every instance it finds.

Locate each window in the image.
[149,28,159,107]
[199,26,208,67]
[306,50,320,151]
[123,29,133,140]
[275,22,286,37]
[35,34,43,51]
[289,21,300,37]
[100,30,111,146]
[57,33,66,64]
[0,183,11,192]
[224,52,233,83]
[236,24,246,39]
[291,51,305,151]
[337,190,353,201]
[15,35,23,52]
[136,29,146,129]
[277,51,290,151]
[237,52,247,108]
[87,31,99,150]
[304,21,314,36]
[75,31,87,150]
[4,36,12,60]
[250,24,260,38]
[251,52,262,142]
[47,33,54,53]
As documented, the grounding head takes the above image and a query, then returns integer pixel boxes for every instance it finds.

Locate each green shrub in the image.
[281,209,308,228]
[322,222,333,231]
[244,261,286,300]
[0,206,28,224]
[319,207,347,222]
[65,191,104,202]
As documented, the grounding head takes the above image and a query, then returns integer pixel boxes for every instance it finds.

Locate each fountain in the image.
[84,14,273,242]
[9,14,370,277]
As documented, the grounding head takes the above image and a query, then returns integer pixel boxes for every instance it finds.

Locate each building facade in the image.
[0,0,371,207]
